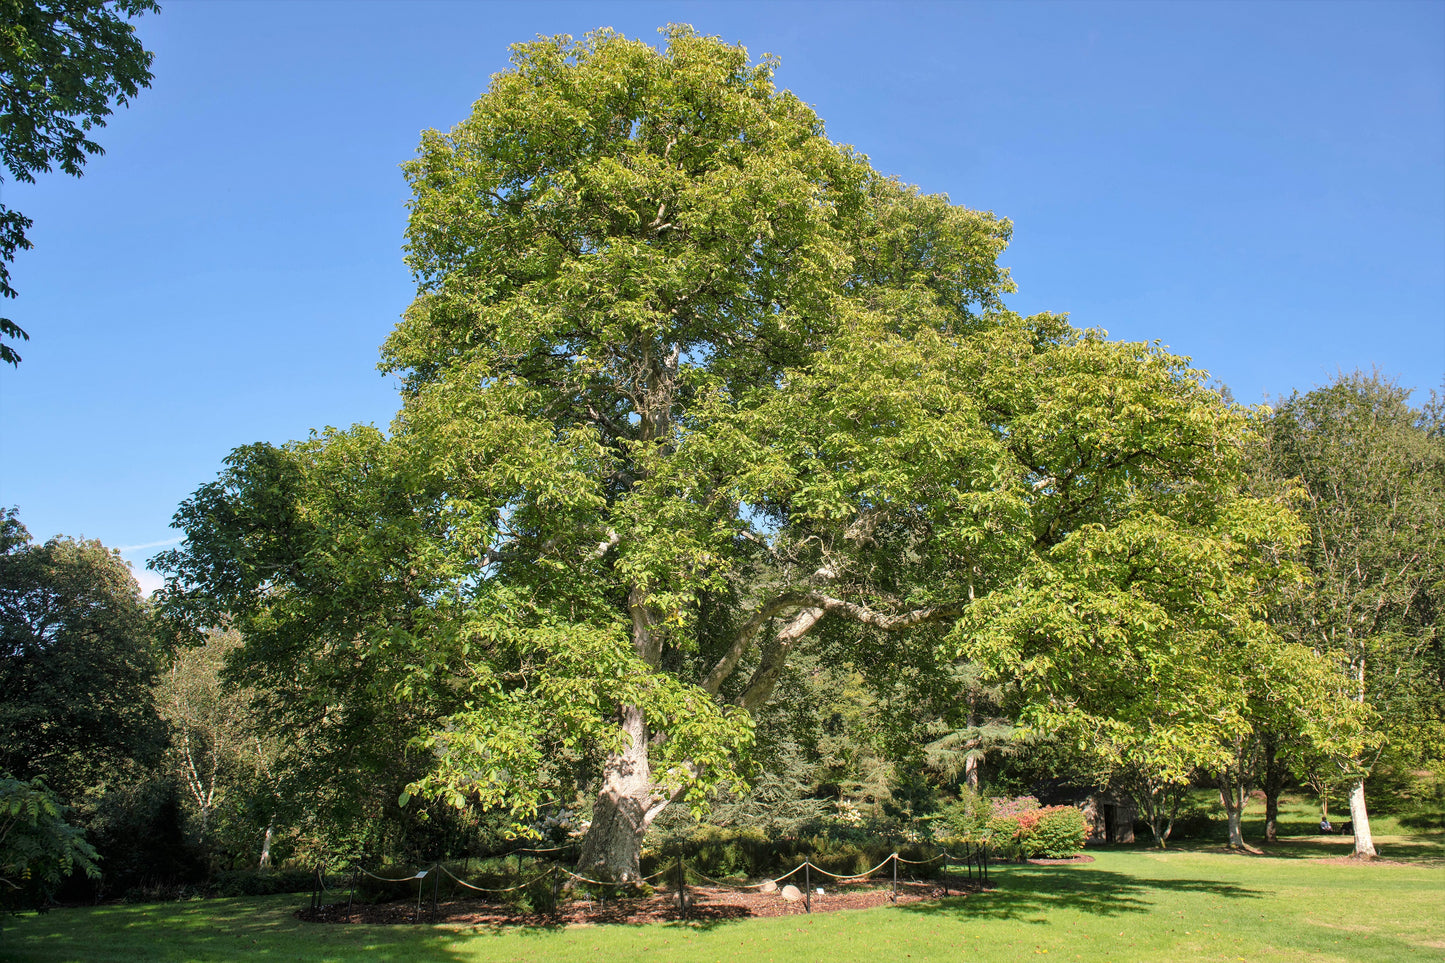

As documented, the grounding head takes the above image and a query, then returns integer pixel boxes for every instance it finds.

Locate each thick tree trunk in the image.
[1347,778,1377,858]
[577,706,661,882]
[964,752,979,791]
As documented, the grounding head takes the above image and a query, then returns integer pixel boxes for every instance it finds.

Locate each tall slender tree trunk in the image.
[1344,651,1378,858]
[258,821,275,870]
[963,707,980,790]
[1218,774,1257,852]
[1347,778,1377,858]
[1223,799,1246,850]
[1262,735,1283,844]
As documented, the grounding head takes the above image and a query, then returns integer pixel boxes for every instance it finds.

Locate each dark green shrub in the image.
[1026,806,1086,859]
[1167,804,1217,840]
[649,826,945,882]
[209,868,316,897]
[680,825,772,879]
[937,790,995,841]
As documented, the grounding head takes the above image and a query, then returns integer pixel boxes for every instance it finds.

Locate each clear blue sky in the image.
[1,0,1441,592]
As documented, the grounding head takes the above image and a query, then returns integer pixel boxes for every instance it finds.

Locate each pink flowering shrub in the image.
[985,801,1086,859]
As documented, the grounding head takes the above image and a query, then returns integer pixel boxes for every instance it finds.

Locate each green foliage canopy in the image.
[0,509,162,801]
[0,775,99,912]
[0,0,157,365]
[159,26,1328,875]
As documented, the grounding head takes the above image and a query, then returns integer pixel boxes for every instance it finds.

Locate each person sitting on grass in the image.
[1320,815,1333,833]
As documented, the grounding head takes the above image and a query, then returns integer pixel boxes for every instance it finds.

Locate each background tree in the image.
[0,509,202,896]
[152,626,288,868]
[1093,716,1223,849]
[0,0,157,365]
[0,508,163,800]
[922,664,1023,793]
[1260,371,1445,857]
[1210,637,1369,851]
[0,775,98,914]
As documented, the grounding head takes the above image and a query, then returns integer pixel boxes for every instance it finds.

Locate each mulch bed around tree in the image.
[1026,854,1096,865]
[297,879,984,928]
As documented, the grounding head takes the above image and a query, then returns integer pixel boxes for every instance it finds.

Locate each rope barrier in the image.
[804,855,895,880]
[683,862,806,889]
[557,866,647,887]
[357,867,432,884]
[325,841,991,921]
[436,863,554,895]
[638,863,675,883]
[893,852,946,865]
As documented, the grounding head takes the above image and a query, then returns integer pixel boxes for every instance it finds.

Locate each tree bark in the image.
[1347,778,1377,858]
[258,821,274,870]
[576,579,676,882]
[1225,804,1245,850]
[1218,775,1258,852]
[1262,736,1283,844]
[573,583,952,879]
[576,705,660,882]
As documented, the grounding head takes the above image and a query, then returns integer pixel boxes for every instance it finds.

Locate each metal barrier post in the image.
[432,864,440,920]
[804,860,811,913]
[552,864,561,917]
[942,852,949,897]
[348,867,357,917]
[891,853,898,903]
[678,856,687,921]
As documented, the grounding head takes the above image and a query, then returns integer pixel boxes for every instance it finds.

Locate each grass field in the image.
[4,829,1442,963]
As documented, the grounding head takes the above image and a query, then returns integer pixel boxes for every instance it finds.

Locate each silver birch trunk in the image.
[258,822,274,870]
[1347,778,1377,858]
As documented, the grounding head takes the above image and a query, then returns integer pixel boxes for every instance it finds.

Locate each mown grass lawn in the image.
[4,836,1442,962]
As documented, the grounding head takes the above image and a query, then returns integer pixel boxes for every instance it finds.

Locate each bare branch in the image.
[798,592,963,631]
[700,591,811,695]
[590,530,621,560]
[736,605,825,710]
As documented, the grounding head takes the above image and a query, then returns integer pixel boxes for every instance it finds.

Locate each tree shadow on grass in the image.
[4,896,498,963]
[900,865,1263,924]
[1258,836,1445,862]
